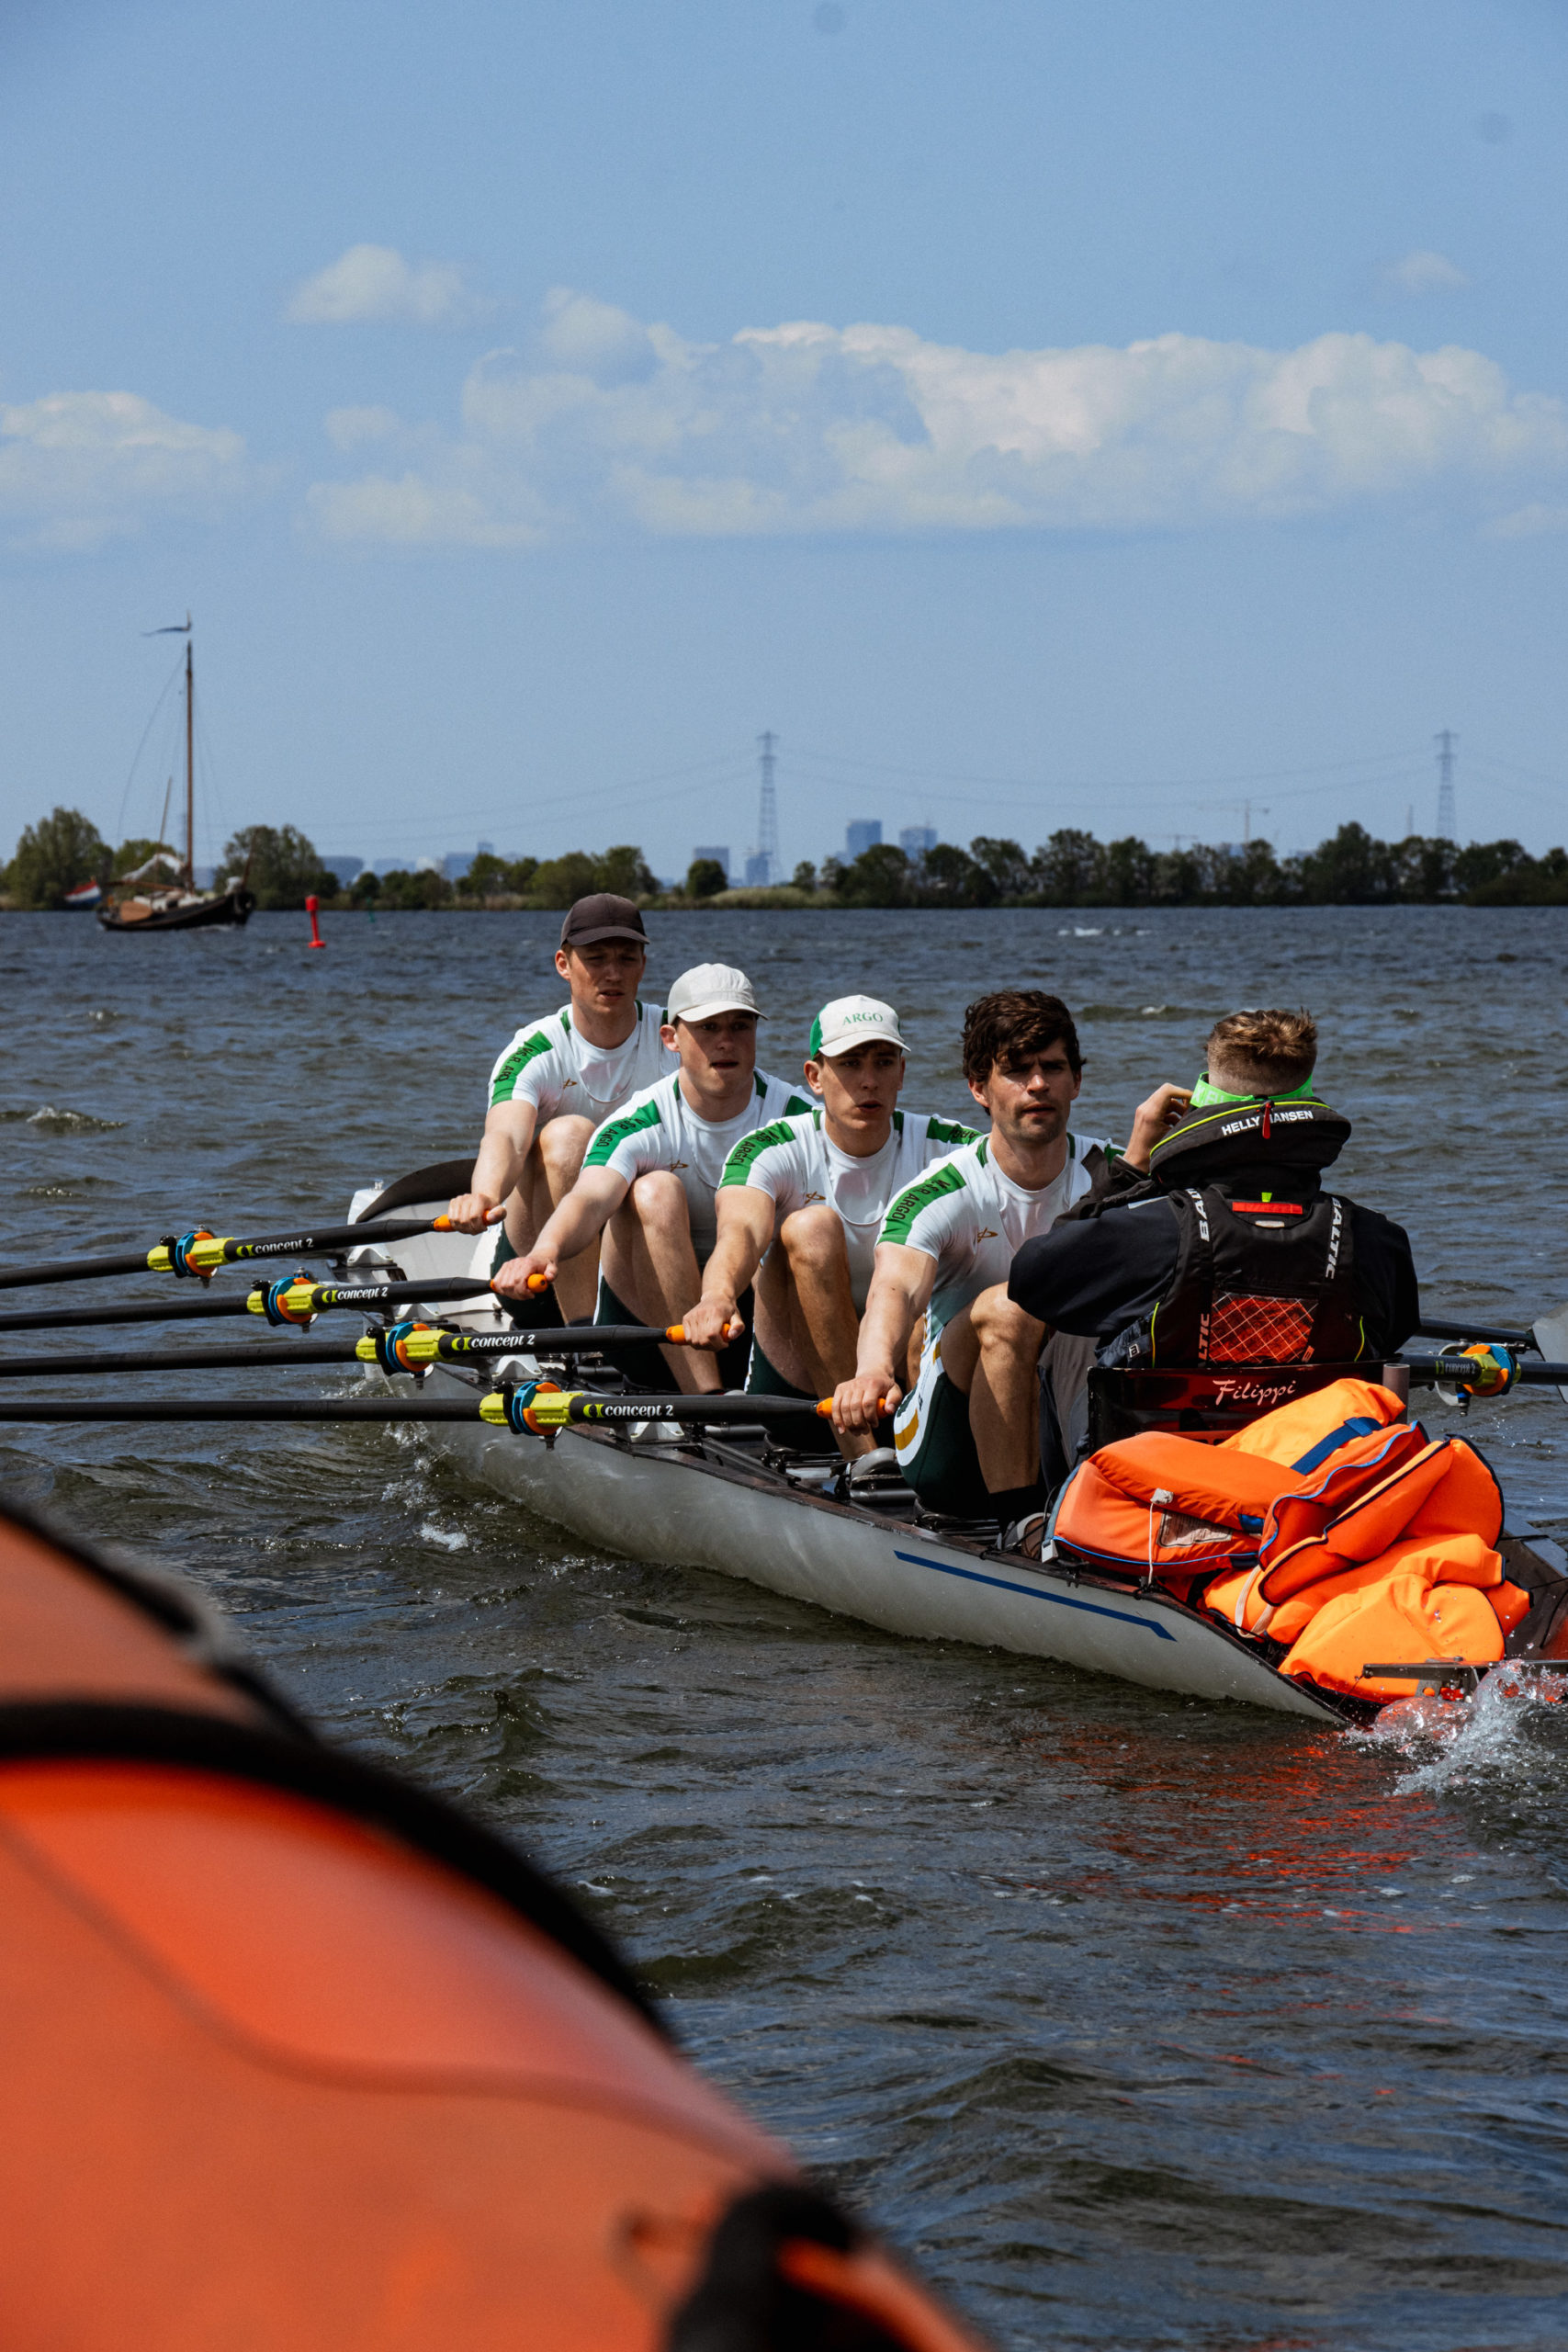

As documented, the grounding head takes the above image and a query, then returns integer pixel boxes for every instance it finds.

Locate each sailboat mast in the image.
[184,616,194,891]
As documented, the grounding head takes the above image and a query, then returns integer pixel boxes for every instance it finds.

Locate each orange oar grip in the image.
[525,1273,549,1294]
[665,1318,743,1345]
[815,1395,889,1417]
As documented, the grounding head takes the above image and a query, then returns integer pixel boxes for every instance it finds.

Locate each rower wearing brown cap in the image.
[446,893,674,1317]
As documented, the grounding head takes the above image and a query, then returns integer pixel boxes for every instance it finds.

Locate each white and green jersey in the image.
[718,1108,979,1310]
[880,1130,1110,1344]
[487,1002,674,1127]
[583,1069,813,1262]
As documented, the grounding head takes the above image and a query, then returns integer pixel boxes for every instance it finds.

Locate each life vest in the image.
[1049,1376,1530,1703]
[1146,1090,1352,1185]
[1118,1184,1369,1368]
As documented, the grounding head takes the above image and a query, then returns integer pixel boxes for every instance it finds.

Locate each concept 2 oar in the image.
[0,1318,745,1380]
[0,1387,874,1430]
[0,1210,505,1296]
[0,1275,498,1337]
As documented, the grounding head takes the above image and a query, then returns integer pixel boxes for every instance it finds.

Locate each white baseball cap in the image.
[665,963,764,1024]
[808,995,906,1058]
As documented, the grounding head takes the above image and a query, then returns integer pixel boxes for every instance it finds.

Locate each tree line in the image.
[6,806,1566,910]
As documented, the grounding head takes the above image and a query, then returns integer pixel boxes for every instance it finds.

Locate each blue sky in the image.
[3,0,1566,876]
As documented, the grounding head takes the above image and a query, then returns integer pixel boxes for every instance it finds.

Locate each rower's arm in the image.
[449,1099,539,1232]
[682,1187,774,1350]
[493,1165,627,1296]
[1122,1082,1191,1173]
[833,1242,935,1431]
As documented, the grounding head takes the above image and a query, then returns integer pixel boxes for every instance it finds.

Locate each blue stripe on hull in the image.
[892,1550,1177,1640]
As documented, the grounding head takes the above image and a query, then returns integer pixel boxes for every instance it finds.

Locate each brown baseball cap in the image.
[559,892,649,949]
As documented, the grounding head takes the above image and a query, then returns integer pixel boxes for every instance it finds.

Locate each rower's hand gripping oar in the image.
[0,1207,506,1295]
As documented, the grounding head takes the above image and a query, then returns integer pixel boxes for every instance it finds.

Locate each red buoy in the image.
[305,894,325,949]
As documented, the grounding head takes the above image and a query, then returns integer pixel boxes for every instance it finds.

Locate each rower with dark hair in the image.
[832,989,1113,1539]
[1007,1005,1419,1500]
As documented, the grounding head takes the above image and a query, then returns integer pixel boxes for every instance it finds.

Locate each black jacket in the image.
[1008,1181,1419,1358]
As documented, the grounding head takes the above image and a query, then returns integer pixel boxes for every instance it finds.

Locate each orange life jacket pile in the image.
[1050,1376,1529,1701]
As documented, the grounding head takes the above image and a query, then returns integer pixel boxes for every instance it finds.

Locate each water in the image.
[9,903,1568,2349]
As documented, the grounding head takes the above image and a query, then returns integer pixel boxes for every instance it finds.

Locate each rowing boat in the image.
[344,1164,1568,1726]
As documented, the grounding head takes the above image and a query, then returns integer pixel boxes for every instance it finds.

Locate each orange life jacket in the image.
[1048,1377,1416,1583]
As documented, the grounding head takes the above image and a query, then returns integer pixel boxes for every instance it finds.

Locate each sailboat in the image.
[97,618,254,933]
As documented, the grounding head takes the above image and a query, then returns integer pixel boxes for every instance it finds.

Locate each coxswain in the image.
[679,997,977,1462]
[1007,1005,1420,1500]
[832,990,1113,1539]
[446,894,673,1317]
[495,965,810,1393]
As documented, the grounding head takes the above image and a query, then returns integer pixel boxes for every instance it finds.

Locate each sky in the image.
[3,0,1567,877]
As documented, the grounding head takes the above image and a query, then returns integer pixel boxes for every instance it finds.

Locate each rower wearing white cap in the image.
[446,892,674,1318]
[680,997,976,1459]
[494,964,810,1392]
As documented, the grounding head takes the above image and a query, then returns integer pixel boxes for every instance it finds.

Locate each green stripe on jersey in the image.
[584,1093,665,1167]
[490,1025,557,1105]
[881,1157,966,1246]
[926,1115,979,1147]
[719,1117,798,1187]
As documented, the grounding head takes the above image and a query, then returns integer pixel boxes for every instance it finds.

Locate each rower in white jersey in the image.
[679,997,976,1461]
[493,964,810,1396]
[446,893,674,1319]
[833,989,1113,1542]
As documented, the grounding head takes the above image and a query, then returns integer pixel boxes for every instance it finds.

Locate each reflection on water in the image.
[6,905,1568,2349]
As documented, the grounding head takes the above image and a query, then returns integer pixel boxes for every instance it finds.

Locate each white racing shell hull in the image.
[347,1189,1342,1723]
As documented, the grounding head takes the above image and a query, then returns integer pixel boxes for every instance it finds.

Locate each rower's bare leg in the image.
[523,1116,598,1320]
[949,1283,1047,1492]
[755,1206,874,1459]
[601,1170,720,1396]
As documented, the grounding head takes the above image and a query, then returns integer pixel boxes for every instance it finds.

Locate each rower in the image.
[494,965,810,1393]
[446,894,673,1319]
[679,997,977,1461]
[831,990,1111,1538]
[1007,1005,1420,1499]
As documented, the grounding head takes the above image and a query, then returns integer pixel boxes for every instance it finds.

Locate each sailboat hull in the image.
[96,888,254,933]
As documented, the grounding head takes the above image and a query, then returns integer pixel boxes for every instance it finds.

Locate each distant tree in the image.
[1100,836,1156,906]
[791,860,818,893]
[375,866,453,910]
[350,868,381,902]
[505,855,539,894]
[1032,830,1103,905]
[968,836,1032,901]
[221,824,337,909]
[1452,838,1532,899]
[7,807,110,908]
[596,843,658,899]
[839,843,912,906]
[818,855,847,897]
[456,852,512,899]
[686,858,728,899]
[919,843,992,907]
[1390,836,1454,902]
[1296,822,1396,905]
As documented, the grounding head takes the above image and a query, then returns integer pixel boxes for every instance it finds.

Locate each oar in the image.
[0,1275,498,1337]
[1406,1353,1568,1391]
[1416,1317,1533,1345]
[0,1387,863,1430]
[0,1318,745,1380]
[0,1210,502,1295]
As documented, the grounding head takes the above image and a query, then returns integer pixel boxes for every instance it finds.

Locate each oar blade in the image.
[1531,1306,1568,1406]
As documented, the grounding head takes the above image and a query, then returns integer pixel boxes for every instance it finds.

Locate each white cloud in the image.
[0,390,253,551]
[304,293,1568,550]
[288,243,494,329]
[1384,249,1470,296]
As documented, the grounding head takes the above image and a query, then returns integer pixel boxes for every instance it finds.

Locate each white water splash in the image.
[419,1521,469,1552]
[1361,1667,1568,1796]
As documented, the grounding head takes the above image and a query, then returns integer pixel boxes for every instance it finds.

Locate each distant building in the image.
[321,855,365,882]
[693,844,730,880]
[743,851,773,886]
[442,852,474,880]
[846,820,882,857]
[898,826,938,859]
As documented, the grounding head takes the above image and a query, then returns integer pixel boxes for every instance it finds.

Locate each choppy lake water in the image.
[7,903,1568,2349]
